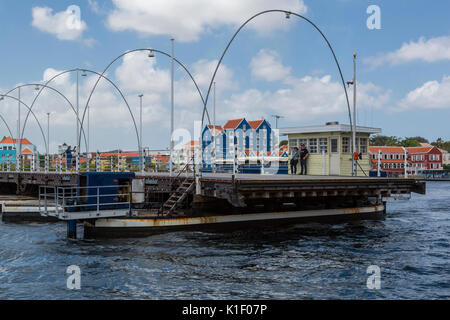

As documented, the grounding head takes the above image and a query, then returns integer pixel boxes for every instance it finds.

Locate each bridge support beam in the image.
[67,220,77,239]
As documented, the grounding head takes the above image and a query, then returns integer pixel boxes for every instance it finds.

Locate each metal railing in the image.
[0,153,170,173]
[39,184,133,218]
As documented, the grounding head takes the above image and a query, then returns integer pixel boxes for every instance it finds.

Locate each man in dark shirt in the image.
[65,146,72,169]
[300,143,309,175]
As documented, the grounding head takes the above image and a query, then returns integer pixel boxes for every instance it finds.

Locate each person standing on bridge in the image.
[290,147,300,174]
[65,146,73,170]
[300,143,309,175]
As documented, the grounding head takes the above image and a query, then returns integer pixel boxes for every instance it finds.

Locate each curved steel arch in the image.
[0,94,48,153]
[0,98,14,138]
[200,9,353,132]
[4,83,88,152]
[19,68,135,156]
[81,48,212,151]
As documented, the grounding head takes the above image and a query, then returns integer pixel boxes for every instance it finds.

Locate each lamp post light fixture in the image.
[352,52,357,177]
[148,50,155,58]
[271,115,284,129]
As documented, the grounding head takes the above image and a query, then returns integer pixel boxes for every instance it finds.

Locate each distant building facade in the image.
[0,137,37,163]
[369,146,407,177]
[201,118,277,170]
[369,145,443,177]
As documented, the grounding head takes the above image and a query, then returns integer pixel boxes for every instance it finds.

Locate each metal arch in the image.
[4,83,88,152]
[0,100,14,138]
[81,48,212,152]
[19,68,131,156]
[201,9,353,132]
[76,68,140,150]
[0,94,48,153]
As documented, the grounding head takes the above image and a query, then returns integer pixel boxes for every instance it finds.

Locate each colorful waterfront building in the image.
[201,118,276,170]
[368,146,407,177]
[369,145,443,176]
[0,137,37,164]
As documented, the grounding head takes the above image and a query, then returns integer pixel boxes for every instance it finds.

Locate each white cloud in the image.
[115,51,171,94]
[397,75,450,110]
[31,6,87,41]
[106,0,307,42]
[365,35,450,68]
[250,49,291,82]
[219,74,390,124]
[88,0,101,14]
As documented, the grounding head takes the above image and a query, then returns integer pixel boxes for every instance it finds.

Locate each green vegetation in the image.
[370,135,449,150]
[431,137,450,152]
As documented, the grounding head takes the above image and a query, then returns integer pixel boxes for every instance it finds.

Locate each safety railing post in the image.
[45,155,49,172]
[76,153,80,172]
[118,151,122,172]
[95,154,98,172]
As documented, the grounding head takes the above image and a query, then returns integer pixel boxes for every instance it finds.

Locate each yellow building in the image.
[279,122,381,176]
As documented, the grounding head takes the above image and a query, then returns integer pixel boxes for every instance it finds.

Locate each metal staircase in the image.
[160,179,195,215]
[160,155,196,216]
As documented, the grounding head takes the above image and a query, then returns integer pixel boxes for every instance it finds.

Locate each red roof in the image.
[185,140,199,146]
[207,125,223,136]
[0,137,32,145]
[407,146,434,154]
[248,120,264,130]
[21,147,33,154]
[100,152,139,158]
[369,146,405,153]
[224,118,244,130]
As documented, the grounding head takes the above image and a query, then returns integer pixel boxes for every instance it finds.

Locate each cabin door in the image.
[329,138,340,175]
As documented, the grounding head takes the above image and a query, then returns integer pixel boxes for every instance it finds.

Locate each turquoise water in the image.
[0,182,448,299]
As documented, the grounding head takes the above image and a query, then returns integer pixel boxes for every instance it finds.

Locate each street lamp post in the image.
[17,87,21,171]
[212,81,216,173]
[170,39,175,176]
[352,52,357,177]
[138,94,144,171]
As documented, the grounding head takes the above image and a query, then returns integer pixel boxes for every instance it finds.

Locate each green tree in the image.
[406,136,429,143]
[370,135,401,146]
[432,137,444,149]
[279,140,288,147]
[400,138,421,147]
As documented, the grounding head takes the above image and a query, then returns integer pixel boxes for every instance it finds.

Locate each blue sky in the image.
[0,0,449,153]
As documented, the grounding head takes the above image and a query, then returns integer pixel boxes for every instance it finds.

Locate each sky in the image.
[0,0,449,153]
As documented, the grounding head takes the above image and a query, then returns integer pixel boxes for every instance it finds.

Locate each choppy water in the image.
[0,182,448,299]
